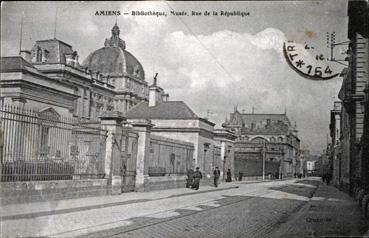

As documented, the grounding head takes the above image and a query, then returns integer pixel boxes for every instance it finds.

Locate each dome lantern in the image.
[104,23,126,50]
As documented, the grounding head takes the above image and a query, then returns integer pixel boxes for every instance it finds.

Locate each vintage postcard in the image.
[0,1,368,237]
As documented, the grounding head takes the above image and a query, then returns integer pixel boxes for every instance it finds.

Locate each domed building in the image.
[83,23,149,113]
[0,23,150,120]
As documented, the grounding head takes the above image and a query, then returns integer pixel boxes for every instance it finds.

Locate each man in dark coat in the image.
[213,167,221,187]
[192,167,202,190]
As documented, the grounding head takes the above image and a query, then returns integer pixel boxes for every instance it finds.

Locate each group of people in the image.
[322,173,332,185]
[186,167,233,190]
[186,167,203,190]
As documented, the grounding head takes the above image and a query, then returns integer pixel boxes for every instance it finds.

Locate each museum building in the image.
[1,23,149,119]
[222,108,301,178]
[0,23,237,202]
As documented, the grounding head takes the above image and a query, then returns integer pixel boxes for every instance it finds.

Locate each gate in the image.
[121,130,138,192]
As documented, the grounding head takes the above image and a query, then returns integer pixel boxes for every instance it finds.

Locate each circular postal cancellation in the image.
[283,40,340,81]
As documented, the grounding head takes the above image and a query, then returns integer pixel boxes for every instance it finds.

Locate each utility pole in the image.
[262,140,266,180]
[19,12,24,55]
[54,7,58,39]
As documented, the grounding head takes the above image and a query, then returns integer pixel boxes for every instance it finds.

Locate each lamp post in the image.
[203,143,210,173]
[223,155,226,181]
[279,148,285,180]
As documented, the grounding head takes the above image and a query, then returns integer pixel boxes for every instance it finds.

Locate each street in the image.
[1,178,367,238]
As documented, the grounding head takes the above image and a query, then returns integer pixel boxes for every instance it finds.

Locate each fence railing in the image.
[0,105,107,182]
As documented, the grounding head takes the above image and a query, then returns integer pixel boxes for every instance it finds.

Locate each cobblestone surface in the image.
[81,180,318,238]
[269,180,369,238]
[2,179,367,238]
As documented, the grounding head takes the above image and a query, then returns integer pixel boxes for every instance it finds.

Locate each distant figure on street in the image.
[238,172,243,181]
[325,173,332,185]
[213,167,221,187]
[192,167,202,190]
[186,168,194,188]
[226,169,232,182]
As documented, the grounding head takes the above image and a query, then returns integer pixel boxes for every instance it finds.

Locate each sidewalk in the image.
[1,180,245,220]
[270,180,369,238]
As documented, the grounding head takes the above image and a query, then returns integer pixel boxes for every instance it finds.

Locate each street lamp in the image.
[223,155,226,181]
[279,148,285,180]
[203,143,210,173]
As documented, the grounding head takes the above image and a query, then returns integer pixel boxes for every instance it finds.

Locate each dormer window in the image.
[43,50,49,62]
[36,48,42,62]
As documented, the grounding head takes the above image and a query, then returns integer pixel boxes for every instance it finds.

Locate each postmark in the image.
[283,40,340,80]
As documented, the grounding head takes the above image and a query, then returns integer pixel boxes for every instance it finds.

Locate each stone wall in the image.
[144,175,187,191]
[144,135,194,191]
[149,135,194,176]
[0,179,108,205]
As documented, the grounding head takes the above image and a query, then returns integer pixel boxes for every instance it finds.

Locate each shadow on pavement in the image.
[268,180,319,198]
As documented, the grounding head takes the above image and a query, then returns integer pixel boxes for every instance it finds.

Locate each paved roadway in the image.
[1,178,367,238]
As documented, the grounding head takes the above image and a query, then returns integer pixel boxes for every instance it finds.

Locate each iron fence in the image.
[0,104,107,182]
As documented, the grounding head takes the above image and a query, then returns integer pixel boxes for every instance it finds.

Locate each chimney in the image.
[149,73,161,107]
[162,93,169,102]
[20,50,31,63]
[149,85,163,107]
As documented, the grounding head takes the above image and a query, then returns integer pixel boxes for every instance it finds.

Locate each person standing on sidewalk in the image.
[186,168,194,188]
[226,169,232,182]
[192,167,202,190]
[213,167,221,187]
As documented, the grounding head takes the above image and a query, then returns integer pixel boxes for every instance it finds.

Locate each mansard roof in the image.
[31,39,75,64]
[237,113,291,126]
[224,111,294,135]
[126,101,199,120]
[0,56,36,72]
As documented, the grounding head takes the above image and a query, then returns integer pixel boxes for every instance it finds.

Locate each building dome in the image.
[82,23,145,80]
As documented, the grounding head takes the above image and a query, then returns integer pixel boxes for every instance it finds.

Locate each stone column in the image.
[131,119,153,192]
[99,111,126,195]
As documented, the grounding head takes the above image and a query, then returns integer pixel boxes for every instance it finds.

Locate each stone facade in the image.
[333,0,369,195]
[222,108,301,178]
[126,80,237,179]
[0,23,214,203]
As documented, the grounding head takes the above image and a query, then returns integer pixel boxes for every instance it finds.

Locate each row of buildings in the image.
[327,0,368,197]
[0,22,302,203]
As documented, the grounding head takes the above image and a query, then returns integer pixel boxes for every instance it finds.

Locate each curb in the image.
[1,185,239,221]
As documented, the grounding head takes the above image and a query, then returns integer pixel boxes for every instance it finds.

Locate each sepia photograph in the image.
[0,1,368,237]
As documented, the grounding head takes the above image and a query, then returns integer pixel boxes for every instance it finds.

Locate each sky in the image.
[1,1,349,154]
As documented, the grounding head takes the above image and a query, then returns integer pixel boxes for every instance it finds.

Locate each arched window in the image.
[250,137,268,144]
[278,137,284,142]
[270,137,276,143]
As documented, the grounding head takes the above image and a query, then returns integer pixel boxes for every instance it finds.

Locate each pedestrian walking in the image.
[213,167,220,187]
[192,167,202,190]
[186,168,194,188]
[226,169,232,182]
[326,173,332,185]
